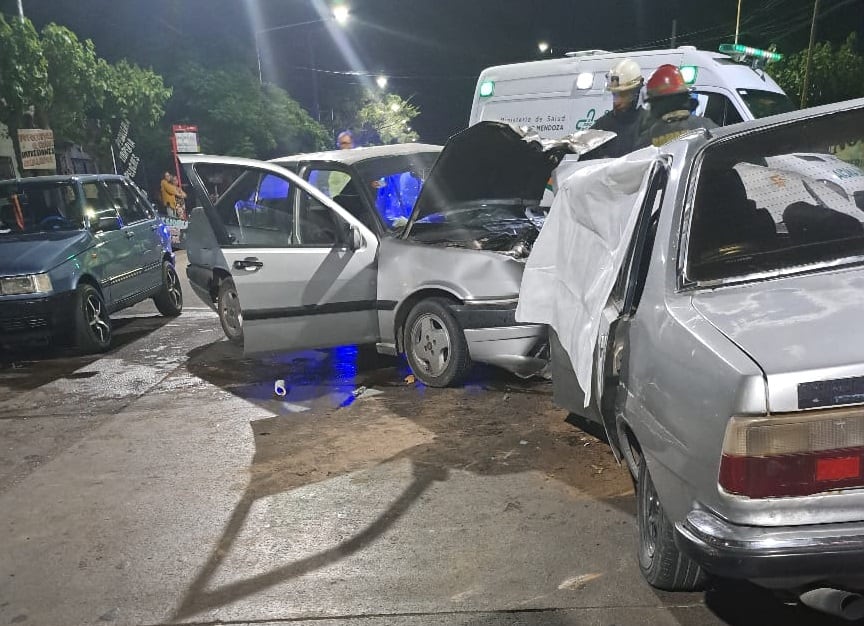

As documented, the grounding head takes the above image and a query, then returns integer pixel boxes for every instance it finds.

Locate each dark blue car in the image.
[0,174,182,352]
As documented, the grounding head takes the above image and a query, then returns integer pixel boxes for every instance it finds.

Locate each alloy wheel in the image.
[166,267,182,309]
[639,469,661,564]
[409,313,451,377]
[221,288,242,335]
[86,293,110,344]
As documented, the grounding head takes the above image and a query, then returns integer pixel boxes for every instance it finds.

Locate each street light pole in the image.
[734,0,742,44]
[800,0,820,108]
[16,0,23,20]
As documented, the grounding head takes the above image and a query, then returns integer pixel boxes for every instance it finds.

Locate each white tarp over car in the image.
[516,148,658,405]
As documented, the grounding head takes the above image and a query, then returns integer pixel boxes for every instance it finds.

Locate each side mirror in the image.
[348,224,364,251]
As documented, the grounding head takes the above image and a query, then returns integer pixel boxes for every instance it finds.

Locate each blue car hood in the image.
[0,230,95,275]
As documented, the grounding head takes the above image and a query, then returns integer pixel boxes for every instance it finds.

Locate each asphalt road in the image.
[0,253,851,625]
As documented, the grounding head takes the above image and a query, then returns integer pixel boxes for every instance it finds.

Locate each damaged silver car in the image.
[182,122,606,386]
[523,98,864,607]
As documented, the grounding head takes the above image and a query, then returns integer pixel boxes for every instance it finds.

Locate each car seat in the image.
[783,201,864,244]
[692,167,776,256]
[333,180,376,231]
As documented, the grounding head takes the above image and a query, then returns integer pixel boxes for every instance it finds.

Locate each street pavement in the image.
[0,253,850,625]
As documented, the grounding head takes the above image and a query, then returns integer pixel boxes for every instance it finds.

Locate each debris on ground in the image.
[354,387,384,400]
[558,573,603,590]
[274,379,288,397]
[404,374,416,384]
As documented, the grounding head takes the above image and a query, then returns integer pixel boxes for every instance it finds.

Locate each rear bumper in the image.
[676,508,864,581]
[451,301,547,377]
[0,291,76,345]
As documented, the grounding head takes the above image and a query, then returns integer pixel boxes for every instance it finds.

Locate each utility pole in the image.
[800,0,820,108]
[734,0,742,44]
[16,0,23,20]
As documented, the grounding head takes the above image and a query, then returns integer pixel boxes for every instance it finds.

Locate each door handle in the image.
[233,257,264,270]
[124,230,136,239]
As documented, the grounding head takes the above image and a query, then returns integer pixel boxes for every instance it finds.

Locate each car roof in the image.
[270,143,441,167]
[701,96,864,143]
[0,174,128,185]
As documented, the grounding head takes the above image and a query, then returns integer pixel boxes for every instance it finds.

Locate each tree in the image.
[0,15,171,173]
[0,16,50,173]
[167,63,328,159]
[355,92,420,144]
[770,33,864,108]
[39,23,103,144]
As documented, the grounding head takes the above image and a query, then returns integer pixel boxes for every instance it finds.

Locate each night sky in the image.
[5,0,864,143]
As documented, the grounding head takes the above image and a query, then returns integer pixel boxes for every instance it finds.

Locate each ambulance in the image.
[469,45,794,136]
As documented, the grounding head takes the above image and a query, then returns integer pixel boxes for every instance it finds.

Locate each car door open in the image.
[181,156,379,354]
[550,159,668,450]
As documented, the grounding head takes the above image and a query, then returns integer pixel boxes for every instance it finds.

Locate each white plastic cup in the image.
[274,379,287,397]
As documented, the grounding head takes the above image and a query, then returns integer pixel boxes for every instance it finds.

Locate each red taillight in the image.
[719,410,864,498]
[816,455,860,482]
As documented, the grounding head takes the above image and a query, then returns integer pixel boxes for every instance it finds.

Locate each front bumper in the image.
[451,302,547,377]
[676,508,864,581]
[0,291,76,345]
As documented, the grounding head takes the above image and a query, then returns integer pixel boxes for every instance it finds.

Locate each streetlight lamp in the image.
[332,4,350,25]
[376,75,388,89]
[538,41,549,54]
[254,7,350,85]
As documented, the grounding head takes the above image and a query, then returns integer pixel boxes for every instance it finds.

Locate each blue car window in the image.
[0,181,84,233]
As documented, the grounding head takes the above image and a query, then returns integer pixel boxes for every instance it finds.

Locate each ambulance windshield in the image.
[737,89,796,119]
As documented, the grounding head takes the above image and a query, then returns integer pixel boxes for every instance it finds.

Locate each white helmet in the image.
[607,58,643,93]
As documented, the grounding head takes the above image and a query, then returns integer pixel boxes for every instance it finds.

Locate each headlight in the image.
[0,273,54,295]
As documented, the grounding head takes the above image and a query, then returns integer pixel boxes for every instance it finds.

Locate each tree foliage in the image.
[167,63,329,159]
[770,33,864,107]
[319,83,421,146]
[355,92,420,144]
[0,15,170,173]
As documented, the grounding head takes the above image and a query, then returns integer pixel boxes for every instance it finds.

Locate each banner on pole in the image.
[113,119,142,182]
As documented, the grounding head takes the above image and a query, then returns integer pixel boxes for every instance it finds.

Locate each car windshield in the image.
[0,180,84,234]
[737,88,796,119]
[687,107,864,283]
[352,152,440,230]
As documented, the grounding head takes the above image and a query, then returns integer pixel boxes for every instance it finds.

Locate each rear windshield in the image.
[687,107,864,283]
[0,181,84,234]
[737,88,796,119]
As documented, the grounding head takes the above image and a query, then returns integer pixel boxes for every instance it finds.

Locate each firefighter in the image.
[590,58,650,158]
[638,64,717,149]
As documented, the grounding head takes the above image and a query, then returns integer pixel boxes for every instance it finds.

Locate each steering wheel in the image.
[39,215,73,229]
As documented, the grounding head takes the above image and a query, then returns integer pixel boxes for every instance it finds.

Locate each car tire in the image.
[74,283,112,353]
[153,261,183,317]
[636,457,706,591]
[404,298,471,387]
[217,277,243,345]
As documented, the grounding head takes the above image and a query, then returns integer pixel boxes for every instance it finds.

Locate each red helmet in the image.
[646,64,689,100]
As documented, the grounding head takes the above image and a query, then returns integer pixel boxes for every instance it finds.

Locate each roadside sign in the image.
[18,128,55,170]
[172,125,200,153]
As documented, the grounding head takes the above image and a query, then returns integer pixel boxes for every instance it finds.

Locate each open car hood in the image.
[405,121,615,233]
